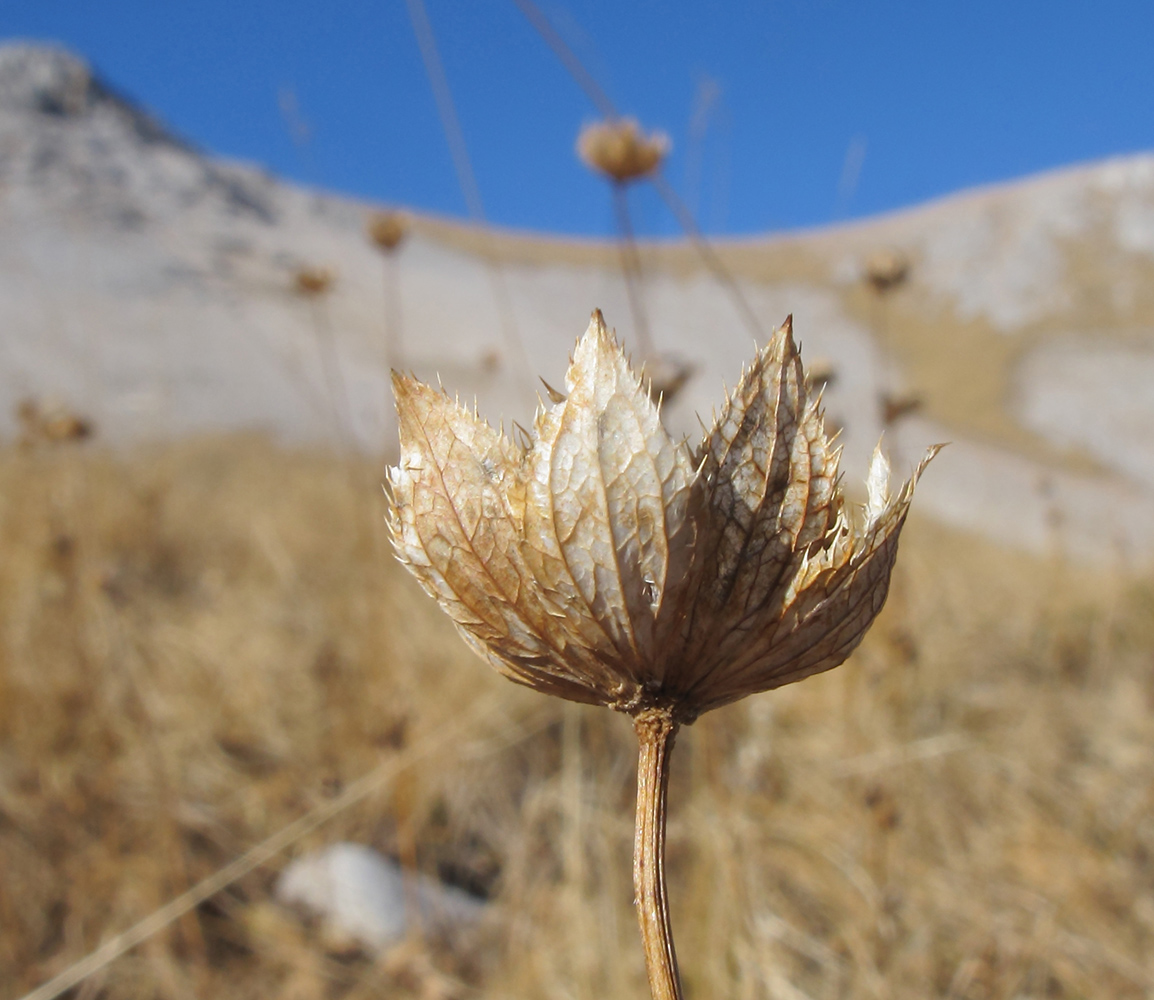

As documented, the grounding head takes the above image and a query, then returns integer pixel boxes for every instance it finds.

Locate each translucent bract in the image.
[387,312,938,722]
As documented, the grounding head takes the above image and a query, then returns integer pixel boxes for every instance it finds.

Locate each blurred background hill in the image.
[4,43,1154,565]
[3,15,1154,1000]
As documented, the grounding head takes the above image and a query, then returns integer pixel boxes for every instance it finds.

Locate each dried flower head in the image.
[881,391,923,426]
[293,265,335,297]
[16,398,94,444]
[864,248,910,292]
[386,310,939,1000]
[643,353,695,404]
[806,357,838,391]
[577,118,670,184]
[388,310,936,723]
[367,210,409,252]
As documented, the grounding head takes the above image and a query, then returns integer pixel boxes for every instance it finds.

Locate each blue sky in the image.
[3,0,1153,237]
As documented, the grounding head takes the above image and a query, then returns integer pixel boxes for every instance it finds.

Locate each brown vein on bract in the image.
[733,355,811,620]
[793,396,840,551]
[396,382,528,631]
[720,385,829,647]
[591,321,669,673]
[658,352,762,692]
[709,327,799,611]
[681,323,811,700]
[716,500,911,695]
[565,313,683,687]
[740,519,892,673]
[550,334,647,674]
[752,322,822,610]
[454,621,606,705]
[691,507,896,710]
[593,330,694,681]
[475,436,625,691]
[696,552,881,711]
[507,368,665,703]
[677,346,779,654]
[599,400,668,670]
[702,516,881,696]
[646,453,697,675]
[487,455,630,694]
[396,379,598,692]
[523,398,631,694]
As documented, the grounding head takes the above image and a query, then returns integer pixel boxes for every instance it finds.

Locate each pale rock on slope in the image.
[276,842,486,951]
[3,43,1154,567]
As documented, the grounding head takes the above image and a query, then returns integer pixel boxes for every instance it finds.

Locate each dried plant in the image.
[293,265,335,297]
[864,248,910,292]
[881,391,924,427]
[806,357,838,391]
[576,117,670,369]
[368,210,409,252]
[366,211,410,383]
[16,398,94,443]
[386,311,939,1000]
[641,353,695,403]
[577,118,669,184]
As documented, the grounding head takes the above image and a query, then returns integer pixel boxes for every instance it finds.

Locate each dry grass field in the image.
[3,432,1154,1000]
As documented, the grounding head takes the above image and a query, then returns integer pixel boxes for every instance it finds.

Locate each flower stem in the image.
[633,707,682,1000]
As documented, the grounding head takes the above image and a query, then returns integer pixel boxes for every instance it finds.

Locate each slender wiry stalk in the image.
[633,708,682,1000]
[648,171,763,341]
[405,0,535,391]
[612,181,655,360]
[380,249,402,371]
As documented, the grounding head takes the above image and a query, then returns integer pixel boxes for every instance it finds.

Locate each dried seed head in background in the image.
[864,248,910,292]
[16,398,94,444]
[293,265,335,297]
[387,311,939,724]
[368,211,409,252]
[577,119,670,184]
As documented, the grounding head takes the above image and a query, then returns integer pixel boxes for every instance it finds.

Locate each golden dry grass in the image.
[3,434,1154,999]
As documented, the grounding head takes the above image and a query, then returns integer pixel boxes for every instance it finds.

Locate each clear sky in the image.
[2,0,1152,237]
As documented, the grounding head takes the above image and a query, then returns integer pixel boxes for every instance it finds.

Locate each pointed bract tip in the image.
[540,378,567,404]
[866,442,892,522]
[915,442,948,478]
[778,315,795,345]
[578,308,617,356]
[390,368,418,400]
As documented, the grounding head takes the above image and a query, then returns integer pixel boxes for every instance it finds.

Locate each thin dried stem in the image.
[648,171,763,342]
[612,182,655,359]
[508,0,617,120]
[381,250,403,374]
[307,296,354,456]
[405,0,534,389]
[633,708,683,1000]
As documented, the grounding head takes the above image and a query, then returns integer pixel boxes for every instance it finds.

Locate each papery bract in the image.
[387,310,938,723]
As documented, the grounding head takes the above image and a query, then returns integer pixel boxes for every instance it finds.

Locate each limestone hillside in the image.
[3,43,1154,566]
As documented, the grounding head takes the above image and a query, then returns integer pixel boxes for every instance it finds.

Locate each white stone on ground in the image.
[276,842,486,950]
